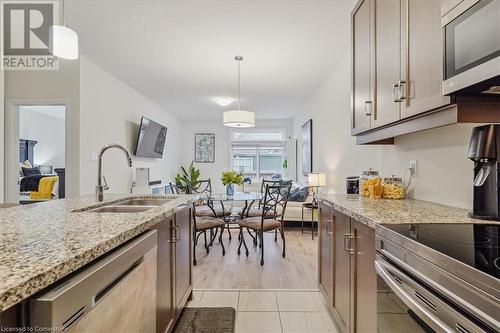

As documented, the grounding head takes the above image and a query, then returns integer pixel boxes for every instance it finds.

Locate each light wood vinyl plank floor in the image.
[193,228,318,290]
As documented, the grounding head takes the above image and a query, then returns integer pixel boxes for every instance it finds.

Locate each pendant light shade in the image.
[223,56,255,128]
[51,0,79,60]
[223,110,256,128]
[51,25,79,60]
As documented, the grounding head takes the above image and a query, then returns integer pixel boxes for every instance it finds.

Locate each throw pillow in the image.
[22,167,41,177]
[288,186,309,202]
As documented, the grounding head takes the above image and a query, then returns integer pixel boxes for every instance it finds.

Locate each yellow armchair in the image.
[30,176,58,200]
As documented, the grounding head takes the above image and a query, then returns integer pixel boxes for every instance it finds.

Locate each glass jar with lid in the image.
[382,175,406,199]
[360,169,382,197]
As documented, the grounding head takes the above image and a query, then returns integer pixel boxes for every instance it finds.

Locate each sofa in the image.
[237,182,314,222]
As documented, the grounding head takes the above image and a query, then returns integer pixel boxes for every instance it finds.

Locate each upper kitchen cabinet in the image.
[351,0,374,135]
[400,0,450,118]
[351,0,500,144]
[373,0,402,127]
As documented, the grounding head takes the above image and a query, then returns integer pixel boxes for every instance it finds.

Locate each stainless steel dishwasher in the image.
[30,230,157,333]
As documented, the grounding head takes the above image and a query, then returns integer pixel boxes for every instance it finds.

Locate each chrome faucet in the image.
[96,144,133,202]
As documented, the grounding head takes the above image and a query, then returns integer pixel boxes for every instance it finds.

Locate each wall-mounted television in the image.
[134,116,167,158]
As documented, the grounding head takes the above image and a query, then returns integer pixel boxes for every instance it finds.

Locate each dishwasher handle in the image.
[93,256,143,304]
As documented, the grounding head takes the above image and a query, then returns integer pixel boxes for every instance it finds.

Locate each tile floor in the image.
[186,290,339,333]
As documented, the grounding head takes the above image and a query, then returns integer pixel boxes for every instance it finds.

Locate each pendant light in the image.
[51,0,79,60]
[223,56,255,128]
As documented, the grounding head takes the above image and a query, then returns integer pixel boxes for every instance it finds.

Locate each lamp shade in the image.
[50,25,79,60]
[308,173,327,187]
[223,110,255,128]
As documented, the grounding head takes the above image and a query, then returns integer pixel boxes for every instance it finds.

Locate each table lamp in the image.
[308,173,326,206]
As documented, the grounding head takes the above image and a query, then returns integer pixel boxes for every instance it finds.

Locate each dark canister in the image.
[346,176,360,194]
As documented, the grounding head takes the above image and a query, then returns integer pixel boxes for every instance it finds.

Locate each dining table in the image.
[205,191,263,241]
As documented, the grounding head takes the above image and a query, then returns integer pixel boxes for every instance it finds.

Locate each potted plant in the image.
[221,170,243,196]
[175,161,200,193]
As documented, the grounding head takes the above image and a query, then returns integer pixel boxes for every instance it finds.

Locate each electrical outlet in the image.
[409,160,417,176]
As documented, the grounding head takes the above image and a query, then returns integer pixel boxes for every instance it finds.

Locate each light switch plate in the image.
[409,160,417,176]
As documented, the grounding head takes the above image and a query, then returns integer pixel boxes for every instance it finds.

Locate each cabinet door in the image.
[318,201,333,307]
[332,209,351,333]
[400,0,450,118]
[156,218,174,333]
[350,220,377,333]
[373,0,401,128]
[352,0,374,134]
[174,206,193,317]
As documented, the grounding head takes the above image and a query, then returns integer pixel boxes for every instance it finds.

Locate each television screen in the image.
[134,116,167,158]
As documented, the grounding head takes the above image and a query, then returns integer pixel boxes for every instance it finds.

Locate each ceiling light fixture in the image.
[213,96,235,106]
[223,56,255,128]
[51,0,79,60]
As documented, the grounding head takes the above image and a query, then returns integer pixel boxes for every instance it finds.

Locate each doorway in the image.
[4,102,69,204]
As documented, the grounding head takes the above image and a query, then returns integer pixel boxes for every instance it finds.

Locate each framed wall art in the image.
[301,120,312,174]
[195,133,215,163]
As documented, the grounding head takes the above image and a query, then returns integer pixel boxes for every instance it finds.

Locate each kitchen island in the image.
[0,194,198,332]
[317,194,500,333]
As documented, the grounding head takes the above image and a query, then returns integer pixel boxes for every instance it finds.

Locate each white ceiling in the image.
[68,0,354,120]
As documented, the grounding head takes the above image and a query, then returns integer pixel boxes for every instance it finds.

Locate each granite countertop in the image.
[317,194,500,228]
[0,194,198,312]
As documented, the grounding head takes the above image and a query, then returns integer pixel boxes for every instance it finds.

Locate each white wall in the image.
[79,55,181,195]
[19,108,65,168]
[181,119,293,193]
[292,8,475,209]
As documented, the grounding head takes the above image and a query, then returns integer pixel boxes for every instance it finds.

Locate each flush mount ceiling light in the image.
[213,96,235,106]
[223,56,255,128]
[50,0,79,60]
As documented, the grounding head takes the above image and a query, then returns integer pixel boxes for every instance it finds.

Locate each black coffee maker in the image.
[467,124,500,221]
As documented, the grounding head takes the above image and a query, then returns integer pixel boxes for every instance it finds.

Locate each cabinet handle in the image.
[326,222,333,236]
[326,215,335,236]
[175,225,181,241]
[397,80,407,101]
[344,233,355,255]
[169,225,180,243]
[392,83,401,102]
[364,101,372,116]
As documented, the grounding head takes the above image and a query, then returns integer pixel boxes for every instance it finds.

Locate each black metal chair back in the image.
[167,183,179,194]
[190,179,213,195]
[261,183,292,222]
[257,179,282,208]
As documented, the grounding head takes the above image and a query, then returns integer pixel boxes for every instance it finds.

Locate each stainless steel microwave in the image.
[442,0,500,95]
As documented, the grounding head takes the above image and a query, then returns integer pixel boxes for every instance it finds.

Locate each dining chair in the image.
[238,179,282,218]
[237,183,292,265]
[167,182,180,194]
[191,179,230,218]
[237,179,286,246]
[192,203,226,265]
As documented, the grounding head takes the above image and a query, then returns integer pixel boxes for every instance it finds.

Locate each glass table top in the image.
[205,192,262,202]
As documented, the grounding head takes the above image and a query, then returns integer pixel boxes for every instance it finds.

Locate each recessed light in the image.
[213,96,234,106]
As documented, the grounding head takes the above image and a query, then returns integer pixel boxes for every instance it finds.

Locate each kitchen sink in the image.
[87,205,155,213]
[115,199,171,206]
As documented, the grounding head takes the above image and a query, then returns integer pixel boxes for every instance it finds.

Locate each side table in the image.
[301,202,318,239]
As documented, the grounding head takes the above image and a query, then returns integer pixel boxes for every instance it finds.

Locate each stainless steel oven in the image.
[442,0,500,95]
[376,224,500,333]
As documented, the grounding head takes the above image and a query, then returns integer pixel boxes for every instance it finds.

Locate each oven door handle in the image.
[375,259,455,333]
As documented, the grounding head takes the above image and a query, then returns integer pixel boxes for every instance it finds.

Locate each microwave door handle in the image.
[374,260,455,333]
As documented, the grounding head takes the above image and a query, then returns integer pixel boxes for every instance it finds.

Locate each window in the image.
[230,129,286,181]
